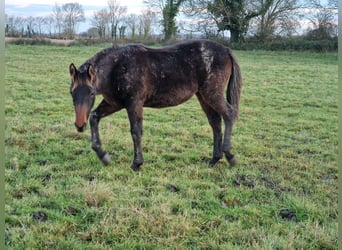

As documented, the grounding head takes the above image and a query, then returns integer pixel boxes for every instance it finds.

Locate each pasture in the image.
[5,44,337,249]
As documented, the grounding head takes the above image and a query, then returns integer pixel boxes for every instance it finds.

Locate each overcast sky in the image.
[5,0,145,14]
[6,0,337,35]
[5,0,147,32]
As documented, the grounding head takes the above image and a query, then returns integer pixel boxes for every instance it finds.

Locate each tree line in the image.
[5,0,338,43]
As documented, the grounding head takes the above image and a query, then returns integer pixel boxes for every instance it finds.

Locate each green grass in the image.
[5,44,338,249]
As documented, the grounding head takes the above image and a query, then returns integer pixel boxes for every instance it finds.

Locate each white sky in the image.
[5,0,148,32]
[5,0,146,15]
[6,0,336,35]
[5,0,144,8]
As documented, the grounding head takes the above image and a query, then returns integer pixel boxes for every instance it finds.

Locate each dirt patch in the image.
[279,209,297,221]
[233,175,255,188]
[166,184,180,193]
[32,211,48,222]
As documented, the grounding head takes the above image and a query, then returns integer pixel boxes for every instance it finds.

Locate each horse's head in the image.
[69,63,96,132]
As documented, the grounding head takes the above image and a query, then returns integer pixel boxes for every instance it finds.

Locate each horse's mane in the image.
[83,47,116,69]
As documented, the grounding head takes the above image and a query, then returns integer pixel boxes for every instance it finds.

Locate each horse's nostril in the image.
[75,123,86,132]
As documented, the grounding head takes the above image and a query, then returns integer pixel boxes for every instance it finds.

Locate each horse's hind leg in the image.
[199,92,237,166]
[126,103,144,171]
[197,93,223,166]
[222,113,237,166]
[217,103,237,166]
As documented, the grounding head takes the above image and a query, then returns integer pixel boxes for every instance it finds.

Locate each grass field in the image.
[5,44,338,249]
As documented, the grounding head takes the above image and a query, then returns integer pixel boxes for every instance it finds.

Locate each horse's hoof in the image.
[209,157,221,167]
[130,165,140,171]
[228,156,237,166]
[101,153,111,165]
[130,162,143,171]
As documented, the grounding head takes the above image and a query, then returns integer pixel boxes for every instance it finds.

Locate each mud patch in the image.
[166,184,180,193]
[233,175,255,188]
[32,211,48,222]
[279,209,297,221]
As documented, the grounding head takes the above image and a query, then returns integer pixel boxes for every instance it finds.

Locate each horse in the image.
[69,39,242,171]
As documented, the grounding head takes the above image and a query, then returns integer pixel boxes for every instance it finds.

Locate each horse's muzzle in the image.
[75,122,87,132]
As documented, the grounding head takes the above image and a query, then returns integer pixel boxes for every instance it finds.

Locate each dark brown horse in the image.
[69,39,242,171]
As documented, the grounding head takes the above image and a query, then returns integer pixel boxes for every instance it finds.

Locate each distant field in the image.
[5,44,338,249]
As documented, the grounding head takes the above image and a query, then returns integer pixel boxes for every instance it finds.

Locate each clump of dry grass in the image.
[49,39,75,46]
[79,181,114,207]
[5,37,75,46]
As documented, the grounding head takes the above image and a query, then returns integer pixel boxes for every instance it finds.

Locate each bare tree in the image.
[306,0,338,39]
[126,14,139,39]
[62,2,85,39]
[5,15,18,37]
[139,9,157,38]
[26,16,37,37]
[45,16,55,37]
[35,16,47,36]
[183,0,219,38]
[250,0,303,40]
[92,9,110,39]
[187,0,220,38]
[52,4,64,37]
[107,0,127,40]
[16,17,27,37]
[118,25,127,38]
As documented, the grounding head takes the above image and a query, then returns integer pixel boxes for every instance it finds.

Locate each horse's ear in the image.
[69,63,77,80]
[88,64,95,81]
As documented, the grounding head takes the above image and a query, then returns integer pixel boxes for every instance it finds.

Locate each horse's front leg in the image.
[90,100,121,165]
[90,112,110,165]
[126,104,144,171]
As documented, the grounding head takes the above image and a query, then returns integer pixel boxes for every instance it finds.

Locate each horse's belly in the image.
[144,88,196,108]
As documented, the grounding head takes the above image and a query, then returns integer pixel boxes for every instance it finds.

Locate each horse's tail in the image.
[226,48,242,120]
